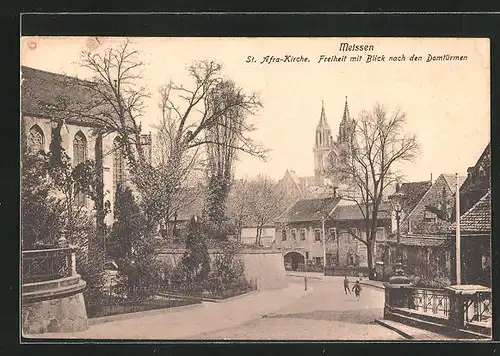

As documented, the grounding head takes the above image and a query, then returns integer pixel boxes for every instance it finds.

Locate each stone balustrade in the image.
[384,282,491,338]
[22,245,88,335]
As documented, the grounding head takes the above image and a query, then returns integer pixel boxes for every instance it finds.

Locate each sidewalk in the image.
[31,281,311,340]
[286,271,385,290]
[375,318,455,340]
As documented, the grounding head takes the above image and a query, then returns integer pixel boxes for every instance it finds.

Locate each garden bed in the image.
[202,286,255,300]
[86,294,200,319]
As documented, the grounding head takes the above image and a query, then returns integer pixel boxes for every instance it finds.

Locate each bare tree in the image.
[326,104,419,279]
[244,175,286,246]
[158,61,265,237]
[227,178,251,242]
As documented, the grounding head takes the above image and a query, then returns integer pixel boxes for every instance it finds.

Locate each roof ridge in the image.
[21,65,92,85]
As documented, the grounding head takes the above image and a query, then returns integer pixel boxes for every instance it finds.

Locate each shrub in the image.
[409,275,451,289]
[205,241,251,295]
[173,216,211,293]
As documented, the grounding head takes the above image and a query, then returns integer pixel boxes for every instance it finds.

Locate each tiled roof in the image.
[386,235,449,247]
[449,190,491,233]
[284,196,341,223]
[21,66,135,129]
[287,170,302,189]
[442,174,466,193]
[331,202,391,221]
[400,181,432,214]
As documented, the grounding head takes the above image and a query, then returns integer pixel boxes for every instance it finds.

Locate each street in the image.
[37,276,403,340]
[189,276,404,340]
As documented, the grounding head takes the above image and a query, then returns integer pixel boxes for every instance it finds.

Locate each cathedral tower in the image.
[313,101,333,185]
[337,96,355,144]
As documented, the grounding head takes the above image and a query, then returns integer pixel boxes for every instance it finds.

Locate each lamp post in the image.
[388,185,408,283]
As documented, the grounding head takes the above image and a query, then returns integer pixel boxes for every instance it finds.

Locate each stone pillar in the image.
[446,289,465,328]
[71,251,77,276]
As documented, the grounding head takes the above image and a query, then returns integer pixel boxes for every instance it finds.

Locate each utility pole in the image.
[322,215,326,274]
[455,173,461,285]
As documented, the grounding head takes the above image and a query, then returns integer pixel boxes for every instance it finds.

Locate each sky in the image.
[21,37,490,183]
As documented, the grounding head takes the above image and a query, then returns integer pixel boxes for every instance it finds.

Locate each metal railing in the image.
[408,287,450,319]
[22,247,76,284]
[464,290,492,325]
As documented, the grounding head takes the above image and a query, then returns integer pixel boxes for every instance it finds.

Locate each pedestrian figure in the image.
[352,280,362,301]
[343,276,350,295]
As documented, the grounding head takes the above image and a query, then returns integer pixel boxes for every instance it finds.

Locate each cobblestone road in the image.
[190,276,404,340]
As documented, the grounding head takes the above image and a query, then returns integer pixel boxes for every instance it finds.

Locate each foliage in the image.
[22,124,109,302]
[108,185,147,259]
[205,242,249,295]
[173,216,211,292]
[107,185,164,290]
[409,275,452,289]
[21,153,65,249]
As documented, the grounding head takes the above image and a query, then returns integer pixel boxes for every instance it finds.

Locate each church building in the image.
[21,66,152,225]
[279,97,356,199]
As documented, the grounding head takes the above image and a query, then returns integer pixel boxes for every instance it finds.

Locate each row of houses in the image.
[242,142,490,286]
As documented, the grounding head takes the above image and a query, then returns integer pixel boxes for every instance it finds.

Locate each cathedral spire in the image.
[342,96,351,122]
[318,99,329,128]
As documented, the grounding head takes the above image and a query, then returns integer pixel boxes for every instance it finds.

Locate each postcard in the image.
[20,36,491,341]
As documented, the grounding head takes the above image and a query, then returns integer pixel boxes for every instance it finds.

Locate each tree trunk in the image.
[366,238,374,280]
[92,133,106,265]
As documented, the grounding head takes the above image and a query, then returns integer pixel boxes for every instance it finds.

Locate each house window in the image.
[281,229,287,241]
[376,227,385,241]
[28,124,45,155]
[113,137,125,195]
[329,228,337,242]
[305,251,309,260]
[482,255,490,270]
[424,210,437,222]
[314,229,321,242]
[73,131,88,207]
[314,257,323,266]
[291,229,297,241]
[300,229,306,241]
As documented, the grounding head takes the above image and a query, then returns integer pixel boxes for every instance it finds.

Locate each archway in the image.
[284,251,305,271]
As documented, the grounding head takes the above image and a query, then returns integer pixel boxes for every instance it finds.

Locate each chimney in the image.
[430,173,433,184]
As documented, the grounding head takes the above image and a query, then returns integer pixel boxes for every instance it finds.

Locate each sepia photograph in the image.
[20,36,491,341]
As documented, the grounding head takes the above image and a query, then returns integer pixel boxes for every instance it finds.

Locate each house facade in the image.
[449,190,491,286]
[276,196,391,274]
[400,174,465,235]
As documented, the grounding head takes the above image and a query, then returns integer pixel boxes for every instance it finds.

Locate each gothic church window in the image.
[73,131,88,207]
[28,124,45,155]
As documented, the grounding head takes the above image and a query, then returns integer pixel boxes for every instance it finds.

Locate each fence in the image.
[407,287,450,319]
[22,247,76,284]
[384,283,492,337]
[86,286,201,319]
[463,290,492,325]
